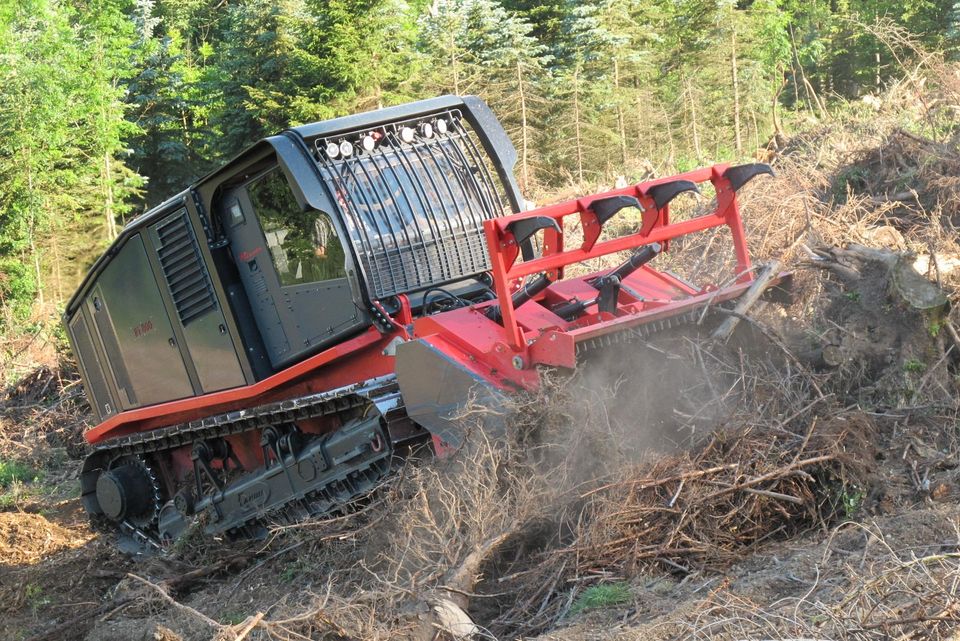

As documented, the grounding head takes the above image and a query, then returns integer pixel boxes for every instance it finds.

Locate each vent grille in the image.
[156,210,217,325]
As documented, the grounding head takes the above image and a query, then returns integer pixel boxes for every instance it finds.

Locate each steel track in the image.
[83,375,400,548]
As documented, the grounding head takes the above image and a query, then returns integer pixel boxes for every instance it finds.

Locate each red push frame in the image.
[482,164,753,352]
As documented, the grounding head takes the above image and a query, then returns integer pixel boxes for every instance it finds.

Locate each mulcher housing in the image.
[65,95,777,545]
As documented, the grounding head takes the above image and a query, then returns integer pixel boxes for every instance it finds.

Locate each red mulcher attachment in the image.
[395,163,781,448]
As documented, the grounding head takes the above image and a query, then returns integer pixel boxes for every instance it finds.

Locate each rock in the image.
[890,254,949,313]
[913,253,960,278]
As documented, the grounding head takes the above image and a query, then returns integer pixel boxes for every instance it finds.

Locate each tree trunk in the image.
[23,137,44,308]
[450,32,459,95]
[29,215,43,309]
[731,29,742,156]
[790,24,815,115]
[661,100,676,168]
[104,150,116,241]
[614,57,627,165]
[516,59,529,192]
[875,50,881,92]
[633,78,641,149]
[51,224,63,304]
[684,72,702,162]
[573,64,584,183]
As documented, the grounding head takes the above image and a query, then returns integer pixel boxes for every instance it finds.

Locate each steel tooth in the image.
[571,304,715,357]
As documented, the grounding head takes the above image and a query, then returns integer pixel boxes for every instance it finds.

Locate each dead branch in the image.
[127,573,224,631]
[710,260,783,342]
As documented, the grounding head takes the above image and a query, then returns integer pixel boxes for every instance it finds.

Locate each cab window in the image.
[247,168,347,286]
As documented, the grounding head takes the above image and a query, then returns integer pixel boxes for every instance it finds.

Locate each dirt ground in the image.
[5,78,960,641]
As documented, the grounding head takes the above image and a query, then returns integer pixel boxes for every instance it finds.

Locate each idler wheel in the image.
[95,464,157,524]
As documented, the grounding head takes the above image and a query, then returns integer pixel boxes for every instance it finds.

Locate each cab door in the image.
[221,166,362,369]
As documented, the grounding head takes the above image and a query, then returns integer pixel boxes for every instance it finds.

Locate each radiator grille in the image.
[314,109,511,299]
[156,210,217,325]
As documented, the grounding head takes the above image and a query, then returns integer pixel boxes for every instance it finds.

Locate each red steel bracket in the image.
[482,164,763,352]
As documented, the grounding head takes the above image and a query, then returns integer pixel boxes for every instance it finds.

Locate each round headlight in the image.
[435,119,448,135]
[361,135,376,151]
[325,141,340,158]
[400,126,415,143]
[339,140,354,157]
[420,123,434,138]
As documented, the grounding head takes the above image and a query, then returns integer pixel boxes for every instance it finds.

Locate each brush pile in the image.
[0,360,89,463]
[572,415,872,576]
[480,408,875,637]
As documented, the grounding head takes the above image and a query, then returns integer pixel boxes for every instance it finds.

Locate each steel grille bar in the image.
[314,110,511,299]
[452,117,507,215]
[408,138,472,277]
[380,131,450,286]
[389,134,458,280]
[367,139,429,286]
[420,135,490,275]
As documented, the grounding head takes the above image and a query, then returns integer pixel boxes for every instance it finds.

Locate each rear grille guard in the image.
[313,109,511,299]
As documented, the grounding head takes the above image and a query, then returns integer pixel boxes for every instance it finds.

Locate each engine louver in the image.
[156,210,216,325]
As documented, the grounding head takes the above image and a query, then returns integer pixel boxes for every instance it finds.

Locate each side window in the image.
[247,168,348,286]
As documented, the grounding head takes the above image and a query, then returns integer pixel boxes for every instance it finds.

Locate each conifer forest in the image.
[0,0,955,322]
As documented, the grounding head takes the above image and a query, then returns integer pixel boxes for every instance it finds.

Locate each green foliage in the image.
[24,582,50,615]
[842,487,864,519]
[0,0,956,321]
[903,358,926,373]
[570,582,632,614]
[220,613,248,625]
[950,3,960,59]
[0,459,39,488]
[0,258,36,321]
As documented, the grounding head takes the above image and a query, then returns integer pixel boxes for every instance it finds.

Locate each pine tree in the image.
[419,0,549,189]
[0,0,84,312]
[946,2,960,60]
[209,0,328,157]
[74,0,144,241]
[128,3,214,205]
[305,0,421,113]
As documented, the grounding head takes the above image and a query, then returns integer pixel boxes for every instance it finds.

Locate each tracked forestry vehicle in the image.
[65,95,779,548]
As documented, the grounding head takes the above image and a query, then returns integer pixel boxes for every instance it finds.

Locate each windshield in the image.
[247,167,348,287]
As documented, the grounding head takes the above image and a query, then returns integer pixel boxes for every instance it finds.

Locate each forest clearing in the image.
[3,1,960,640]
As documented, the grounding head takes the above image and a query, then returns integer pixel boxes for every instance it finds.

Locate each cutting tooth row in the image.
[575,309,700,356]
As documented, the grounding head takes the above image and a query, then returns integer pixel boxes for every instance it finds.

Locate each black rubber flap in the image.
[723,163,775,191]
[506,216,561,246]
[588,195,642,225]
[646,179,700,210]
